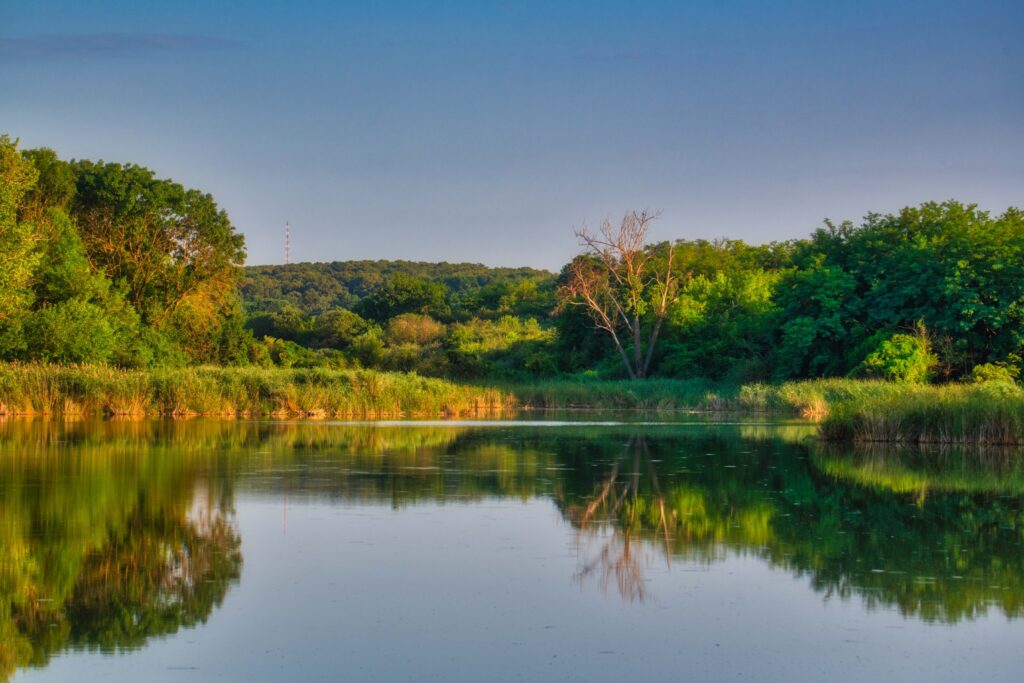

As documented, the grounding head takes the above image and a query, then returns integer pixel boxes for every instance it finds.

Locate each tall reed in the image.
[0,363,513,419]
[819,383,1024,445]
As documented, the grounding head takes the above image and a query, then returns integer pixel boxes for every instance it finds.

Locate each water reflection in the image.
[1,419,1023,680]
[0,425,241,680]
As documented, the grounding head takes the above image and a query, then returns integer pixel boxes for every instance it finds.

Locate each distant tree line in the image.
[242,260,552,317]
[3,135,1021,383]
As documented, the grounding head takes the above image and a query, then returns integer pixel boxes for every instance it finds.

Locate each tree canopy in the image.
[3,135,1022,384]
[0,137,248,366]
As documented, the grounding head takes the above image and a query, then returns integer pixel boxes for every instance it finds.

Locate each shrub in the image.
[970,362,1019,385]
[386,314,445,345]
[22,298,116,364]
[858,331,936,383]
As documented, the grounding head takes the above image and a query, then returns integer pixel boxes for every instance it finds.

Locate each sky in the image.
[2,0,1022,270]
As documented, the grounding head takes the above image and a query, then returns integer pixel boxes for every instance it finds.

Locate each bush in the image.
[970,362,1019,385]
[858,332,936,383]
[446,316,556,377]
[22,298,116,364]
[386,314,445,345]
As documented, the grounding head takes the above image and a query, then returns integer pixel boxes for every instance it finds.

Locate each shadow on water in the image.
[1,418,1023,679]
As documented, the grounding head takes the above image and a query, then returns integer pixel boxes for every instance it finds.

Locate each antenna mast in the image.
[285,222,291,265]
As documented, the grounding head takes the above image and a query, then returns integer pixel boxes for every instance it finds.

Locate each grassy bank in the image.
[3,364,1022,446]
[818,383,1024,446]
[509,377,1024,445]
[506,377,912,417]
[0,363,511,418]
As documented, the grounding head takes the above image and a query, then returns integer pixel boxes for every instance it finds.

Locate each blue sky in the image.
[2,0,1021,269]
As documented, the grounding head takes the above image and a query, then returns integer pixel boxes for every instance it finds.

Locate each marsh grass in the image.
[819,382,1024,445]
[3,364,1021,444]
[504,378,716,411]
[504,377,910,416]
[0,363,512,418]
[507,377,1024,445]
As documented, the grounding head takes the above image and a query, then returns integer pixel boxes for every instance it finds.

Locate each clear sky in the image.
[2,0,1021,270]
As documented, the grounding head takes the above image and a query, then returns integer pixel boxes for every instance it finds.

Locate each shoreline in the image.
[1,363,1022,446]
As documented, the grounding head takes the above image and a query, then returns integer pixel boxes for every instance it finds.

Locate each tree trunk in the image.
[632,315,644,378]
[642,315,666,378]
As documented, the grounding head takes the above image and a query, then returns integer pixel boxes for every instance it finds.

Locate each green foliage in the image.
[349,327,387,368]
[23,298,117,364]
[355,273,450,321]
[19,147,76,216]
[661,269,780,381]
[246,304,310,343]
[236,201,1023,384]
[772,263,857,379]
[5,135,1024,387]
[969,362,1019,385]
[386,313,446,345]
[368,314,448,374]
[0,136,41,354]
[858,331,937,383]
[550,202,1024,383]
[311,308,369,349]
[0,138,254,368]
[69,158,247,362]
[446,316,557,377]
[0,363,511,417]
[457,278,556,319]
[799,202,1024,377]
[256,337,328,369]
[241,259,553,317]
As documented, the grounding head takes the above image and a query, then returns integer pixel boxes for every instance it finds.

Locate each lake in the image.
[2,417,1023,682]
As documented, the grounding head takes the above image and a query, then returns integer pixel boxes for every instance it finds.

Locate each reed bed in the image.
[505,377,910,417]
[506,377,1024,446]
[0,363,512,418]
[505,378,717,412]
[819,383,1024,446]
[3,364,1021,445]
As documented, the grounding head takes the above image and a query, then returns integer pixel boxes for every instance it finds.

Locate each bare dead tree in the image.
[559,210,680,379]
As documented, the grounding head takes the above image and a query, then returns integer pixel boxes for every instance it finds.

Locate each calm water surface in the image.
[2,418,1023,682]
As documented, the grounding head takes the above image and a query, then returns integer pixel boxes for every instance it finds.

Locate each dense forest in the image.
[242,261,553,316]
[2,135,1022,384]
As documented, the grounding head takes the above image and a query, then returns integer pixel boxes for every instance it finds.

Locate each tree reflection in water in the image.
[0,424,241,681]
[569,437,674,602]
[2,418,1024,681]
[553,427,1024,621]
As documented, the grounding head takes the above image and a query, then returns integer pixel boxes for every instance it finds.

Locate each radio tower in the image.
[284,222,291,265]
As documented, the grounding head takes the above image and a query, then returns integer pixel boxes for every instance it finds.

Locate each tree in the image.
[793,202,1024,378]
[70,161,246,362]
[311,308,369,349]
[660,268,781,381]
[558,211,680,379]
[19,147,76,220]
[355,273,450,321]
[0,136,42,355]
[771,262,858,379]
